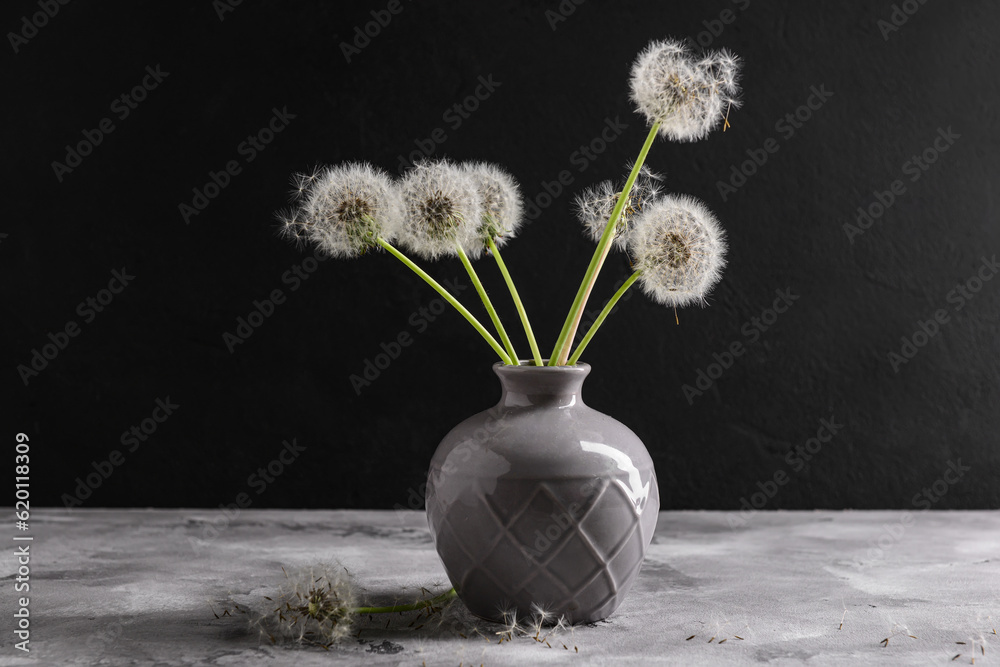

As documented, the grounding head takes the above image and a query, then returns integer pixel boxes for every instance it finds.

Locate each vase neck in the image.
[494,363,590,408]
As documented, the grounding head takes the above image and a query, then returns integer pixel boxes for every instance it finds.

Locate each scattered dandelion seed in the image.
[686,635,696,641]
[719,638,727,644]
[734,636,744,640]
[952,654,961,661]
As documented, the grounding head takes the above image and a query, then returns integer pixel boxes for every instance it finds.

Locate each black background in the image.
[4,1,998,510]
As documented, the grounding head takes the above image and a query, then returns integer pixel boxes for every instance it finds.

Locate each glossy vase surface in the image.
[425,362,659,623]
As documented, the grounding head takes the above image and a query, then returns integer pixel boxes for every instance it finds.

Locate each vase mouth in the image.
[493,360,591,373]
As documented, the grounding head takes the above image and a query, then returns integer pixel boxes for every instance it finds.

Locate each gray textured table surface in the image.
[1,509,998,666]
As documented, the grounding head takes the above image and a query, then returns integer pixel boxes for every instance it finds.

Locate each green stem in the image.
[456,244,519,365]
[487,237,543,366]
[378,238,512,365]
[352,588,457,614]
[549,121,661,366]
[567,271,641,365]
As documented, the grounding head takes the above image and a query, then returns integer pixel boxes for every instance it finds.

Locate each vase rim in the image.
[493,361,591,373]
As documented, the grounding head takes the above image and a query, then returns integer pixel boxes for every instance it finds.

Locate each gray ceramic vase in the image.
[425,362,659,624]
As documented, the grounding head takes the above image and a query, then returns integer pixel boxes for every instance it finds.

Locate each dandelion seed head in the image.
[462,162,524,258]
[630,194,727,307]
[240,563,358,647]
[398,159,481,261]
[630,38,742,142]
[281,162,401,259]
[574,165,663,250]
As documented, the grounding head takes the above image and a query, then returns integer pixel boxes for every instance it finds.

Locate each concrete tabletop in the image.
[1,509,998,666]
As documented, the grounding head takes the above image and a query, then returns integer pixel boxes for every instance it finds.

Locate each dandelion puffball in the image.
[574,165,663,250]
[279,162,401,258]
[241,563,358,646]
[629,194,727,307]
[629,38,742,142]
[398,159,481,261]
[462,162,524,257]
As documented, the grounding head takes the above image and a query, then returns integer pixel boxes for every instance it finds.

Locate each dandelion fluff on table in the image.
[398,159,481,261]
[277,162,402,258]
[629,38,742,142]
[629,194,727,307]
[462,162,525,258]
[574,165,663,250]
[237,563,359,647]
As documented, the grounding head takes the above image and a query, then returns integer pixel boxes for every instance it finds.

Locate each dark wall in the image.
[5,0,999,511]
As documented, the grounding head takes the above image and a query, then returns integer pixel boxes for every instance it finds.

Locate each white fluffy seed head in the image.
[398,159,481,261]
[574,165,663,250]
[278,162,402,258]
[462,162,524,258]
[630,38,742,142]
[629,194,727,307]
[244,563,358,647]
